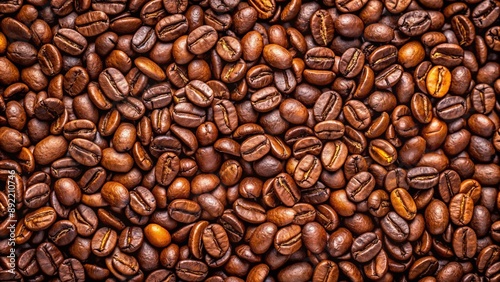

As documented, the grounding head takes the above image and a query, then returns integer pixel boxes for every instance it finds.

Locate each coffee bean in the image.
[59,258,85,282]
[351,232,382,263]
[345,171,375,202]
[398,10,431,37]
[381,211,409,243]
[53,28,88,56]
[24,207,57,231]
[449,193,474,226]
[390,188,417,220]
[430,43,464,67]
[36,242,64,276]
[263,44,292,69]
[187,25,218,55]
[75,11,109,37]
[368,139,397,166]
[176,260,208,281]
[407,166,439,189]
[273,172,301,207]
[91,227,117,257]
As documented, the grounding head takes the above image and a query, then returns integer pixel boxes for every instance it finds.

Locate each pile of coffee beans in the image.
[1,0,500,280]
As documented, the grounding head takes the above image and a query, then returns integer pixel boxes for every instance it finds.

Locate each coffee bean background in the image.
[1,0,500,281]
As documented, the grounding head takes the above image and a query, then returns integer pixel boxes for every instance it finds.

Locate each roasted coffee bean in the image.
[53,28,88,56]
[36,242,64,276]
[449,193,474,226]
[156,14,188,42]
[75,11,109,37]
[68,138,102,166]
[398,10,431,37]
[241,134,270,162]
[48,220,77,246]
[310,9,334,46]
[250,87,282,113]
[345,171,375,202]
[344,100,371,130]
[176,260,208,281]
[391,188,417,221]
[430,43,464,67]
[187,25,218,55]
[24,207,57,231]
[91,227,117,257]
[273,172,301,207]
[351,232,382,263]
[368,139,397,166]
[407,166,440,189]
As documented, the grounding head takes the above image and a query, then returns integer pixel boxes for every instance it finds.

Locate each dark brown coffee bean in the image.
[248,0,276,19]
[351,232,382,263]
[430,43,464,67]
[381,211,409,243]
[452,226,477,259]
[409,256,439,280]
[168,199,201,224]
[398,10,431,37]
[294,154,322,189]
[345,170,375,204]
[343,100,371,130]
[68,138,101,166]
[274,224,302,255]
[155,152,180,186]
[274,172,301,207]
[451,15,475,46]
[313,91,342,122]
[48,220,77,246]
[91,227,117,257]
[187,25,218,55]
[175,260,208,281]
[407,166,439,189]
[75,11,109,37]
[250,87,282,113]
[263,44,292,69]
[305,47,335,70]
[339,48,364,78]
[241,134,270,162]
[156,14,188,42]
[233,198,266,224]
[69,204,98,237]
[36,242,64,276]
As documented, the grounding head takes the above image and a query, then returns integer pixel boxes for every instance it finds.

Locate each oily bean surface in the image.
[1,0,500,281]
